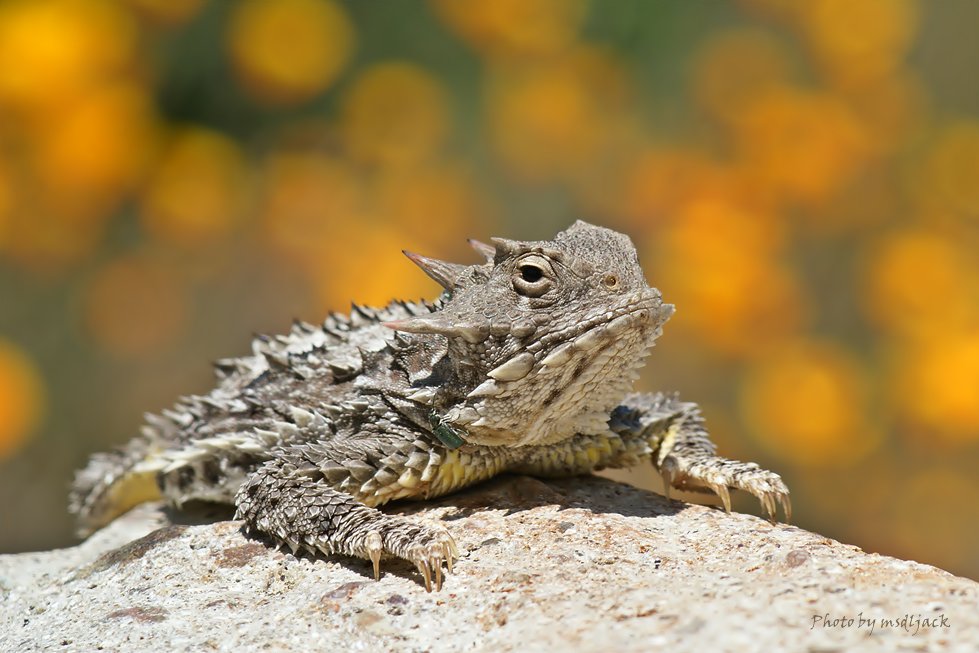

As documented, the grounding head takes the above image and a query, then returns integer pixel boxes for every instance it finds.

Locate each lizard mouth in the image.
[526,292,673,362]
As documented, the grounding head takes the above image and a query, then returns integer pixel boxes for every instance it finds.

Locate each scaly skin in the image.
[70,221,790,592]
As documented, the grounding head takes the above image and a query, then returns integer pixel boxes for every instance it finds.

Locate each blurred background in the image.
[1,0,978,580]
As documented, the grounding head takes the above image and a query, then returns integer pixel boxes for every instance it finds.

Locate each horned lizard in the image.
[71,221,790,591]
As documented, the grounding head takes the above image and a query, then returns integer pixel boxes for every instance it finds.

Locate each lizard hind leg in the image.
[233,440,459,592]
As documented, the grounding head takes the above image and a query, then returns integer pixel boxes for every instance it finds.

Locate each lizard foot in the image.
[364,517,459,592]
[661,456,791,522]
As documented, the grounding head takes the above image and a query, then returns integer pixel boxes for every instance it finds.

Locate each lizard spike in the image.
[468,379,502,398]
[490,237,524,258]
[403,250,468,290]
[382,317,489,344]
[487,352,536,382]
[467,238,496,262]
[407,387,436,404]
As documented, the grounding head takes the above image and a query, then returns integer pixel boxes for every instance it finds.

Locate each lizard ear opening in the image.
[402,250,468,290]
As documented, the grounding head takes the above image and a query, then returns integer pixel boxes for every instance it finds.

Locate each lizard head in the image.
[387,220,673,447]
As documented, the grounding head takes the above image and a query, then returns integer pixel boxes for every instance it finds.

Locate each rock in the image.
[1,476,975,652]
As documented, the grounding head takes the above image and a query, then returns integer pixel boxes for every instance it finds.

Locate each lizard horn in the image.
[467,238,496,263]
[490,237,527,258]
[402,250,468,290]
[382,316,489,344]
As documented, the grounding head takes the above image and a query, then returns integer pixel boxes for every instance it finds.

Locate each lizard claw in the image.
[740,471,791,523]
[660,467,673,503]
[387,520,458,592]
[416,560,433,593]
[366,531,383,581]
[709,482,732,513]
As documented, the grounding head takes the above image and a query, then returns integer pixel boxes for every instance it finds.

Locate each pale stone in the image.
[1,477,975,652]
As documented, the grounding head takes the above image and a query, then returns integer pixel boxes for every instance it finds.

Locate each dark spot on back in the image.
[202,459,222,485]
[177,466,195,490]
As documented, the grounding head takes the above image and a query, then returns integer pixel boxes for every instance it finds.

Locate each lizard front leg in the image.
[611,392,791,520]
[508,392,790,521]
[233,436,460,592]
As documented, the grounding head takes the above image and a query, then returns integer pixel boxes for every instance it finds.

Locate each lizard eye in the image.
[519,265,543,283]
[603,274,619,289]
[512,255,554,297]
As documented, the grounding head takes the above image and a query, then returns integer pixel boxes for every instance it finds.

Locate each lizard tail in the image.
[69,434,164,537]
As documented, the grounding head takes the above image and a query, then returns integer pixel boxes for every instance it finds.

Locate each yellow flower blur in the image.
[652,198,804,357]
[921,122,979,219]
[694,29,790,124]
[800,0,917,88]
[228,0,354,107]
[0,340,45,460]
[894,333,979,444]
[488,47,630,182]
[83,255,188,358]
[431,0,587,59]
[0,0,136,111]
[341,63,449,169]
[124,0,205,26]
[740,341,880,466]
[863,230,978,337]
[141,128,247,248]
[733,87,869,206]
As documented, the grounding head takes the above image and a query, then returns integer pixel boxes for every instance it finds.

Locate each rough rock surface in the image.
[1,476,976,652]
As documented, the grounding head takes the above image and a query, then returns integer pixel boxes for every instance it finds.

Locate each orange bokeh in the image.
[893,333,979,444]
[651,198,804,357]
[227,0,355,107]
[124,0,205,26]
[431,0,587,60]
[33,82,157,208]
[799,0,917,89]
[862,230,978,337]
[488,47,631,183]
[694,29,792,125]
[740,340,880,467]
[0,340,45,460]
[83,254,188,358]
[0,0,136,113]
[732,87,870,206]
[259,151,366,264]
[141,127,248,248]
[341,63,450,169]
[919,121,979,220]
